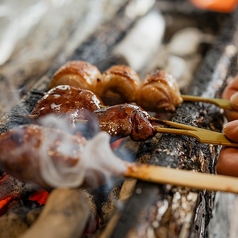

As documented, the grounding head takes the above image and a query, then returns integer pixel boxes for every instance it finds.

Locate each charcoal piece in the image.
[19,188,90,238]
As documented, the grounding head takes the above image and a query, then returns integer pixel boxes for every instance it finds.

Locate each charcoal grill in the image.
[0,0,237,237]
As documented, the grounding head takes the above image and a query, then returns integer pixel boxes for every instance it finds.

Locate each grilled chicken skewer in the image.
[29,86,159,141]
[49,60,232,111]
[0,125,125,189]
[1,124,238,194]
[29,88,237,147]
[89,104,238,147]
[29,85,157,140]
[49,60,183,112]
[0,125,87,189]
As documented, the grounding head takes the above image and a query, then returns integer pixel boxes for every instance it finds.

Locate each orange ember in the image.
[29,190,49,205]
[0,196,17,216]
[190,0,237,12]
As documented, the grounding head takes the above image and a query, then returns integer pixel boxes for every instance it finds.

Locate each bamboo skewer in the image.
[154,120,238,147]
[123,163,238,194]
[181,94,232,110]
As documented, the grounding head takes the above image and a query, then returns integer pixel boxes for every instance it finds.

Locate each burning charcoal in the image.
[26,207,43,226]
[19,188,90,238]
[0,200,32,238]
[0,174,39,201]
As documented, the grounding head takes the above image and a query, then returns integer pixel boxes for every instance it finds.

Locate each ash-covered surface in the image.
[108,7,238,238]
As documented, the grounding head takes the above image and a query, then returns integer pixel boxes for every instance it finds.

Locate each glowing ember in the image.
[29,190,49,205]
[0,196,17,216]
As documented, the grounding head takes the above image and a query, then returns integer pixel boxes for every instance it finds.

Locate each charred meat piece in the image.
[49,61,102,93]
[0,124,87,189]
[30,85,103,122]
[137,70,183,112]
[89,104,156,141]
[96,65,140,105]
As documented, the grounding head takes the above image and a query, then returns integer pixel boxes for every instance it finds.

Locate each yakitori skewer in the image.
[124,163,238,194]
[181,94,232,110]
[1,124,238,194]
[49,60,232,112]
[29,88,238,147]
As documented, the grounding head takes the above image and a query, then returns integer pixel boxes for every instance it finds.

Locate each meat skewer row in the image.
[50,60,232,111]
[49,60,182,112]
[29,85,236,146]
[1,124,238,194]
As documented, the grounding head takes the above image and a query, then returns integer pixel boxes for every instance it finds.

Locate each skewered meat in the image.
[89,104,157,141]
[30,85,103,123]
[0,125,126,189]
[49,61,102,93]
[96,65,140,105]
[137,70,183,112]
[31,87,159,141]
[48,61,183,112]
[0,125,86,188]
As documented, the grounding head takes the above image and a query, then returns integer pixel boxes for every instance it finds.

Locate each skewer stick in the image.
[181,94,232,110]
[123,163,238,194]
[152,118,238,147]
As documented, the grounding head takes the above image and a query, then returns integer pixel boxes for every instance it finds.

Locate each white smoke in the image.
[37,114,127,188]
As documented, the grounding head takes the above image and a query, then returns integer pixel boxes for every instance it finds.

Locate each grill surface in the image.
[0,1,237,237]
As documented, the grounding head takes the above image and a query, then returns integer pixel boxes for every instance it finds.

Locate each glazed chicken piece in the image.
[30,85,103,123]
[89,103,156,141]
[137,70,183,112]
[49,61,102,93]
[0,125,87,189]
[96,65,140,106]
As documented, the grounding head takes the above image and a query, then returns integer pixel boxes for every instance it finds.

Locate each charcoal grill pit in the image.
[0,1,238,237]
